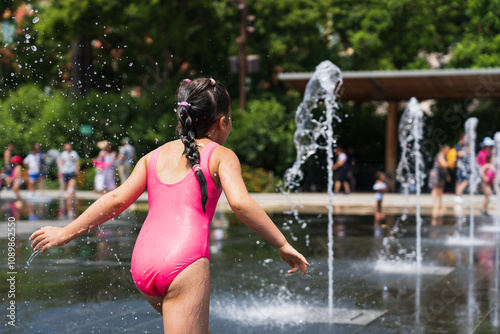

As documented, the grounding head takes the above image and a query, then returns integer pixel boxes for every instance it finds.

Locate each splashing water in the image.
[395,97,425,268]
[464,118,480,239]
[396,98,425,218]
[26,248,42,266]
[114,253,122,265]
[283,60,343,316]
[378,217,414,264]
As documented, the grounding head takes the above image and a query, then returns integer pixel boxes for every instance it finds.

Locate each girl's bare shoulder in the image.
[212,145,239,164]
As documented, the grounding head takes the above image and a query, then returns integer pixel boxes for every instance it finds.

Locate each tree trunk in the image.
[70,34,92,96]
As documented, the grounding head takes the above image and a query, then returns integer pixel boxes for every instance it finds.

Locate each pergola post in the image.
[385,101,398,190]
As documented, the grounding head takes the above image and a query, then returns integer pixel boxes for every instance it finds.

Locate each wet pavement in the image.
[0,195,499,333]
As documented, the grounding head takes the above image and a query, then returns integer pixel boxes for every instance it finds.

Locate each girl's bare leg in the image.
[334,180,341,193]
[139,291,163,314]
[12,183,22,201]
[456,180,468,196]
[28,180,35,193]
[67,178,77,198]
[39,177,45,194]
[161,258,211,334]
[60,178,66,194]
[343,182,351,194]
[431,189,438,213]
[483,185,491,212]
[437,188,443,210]
[139,258,211,334]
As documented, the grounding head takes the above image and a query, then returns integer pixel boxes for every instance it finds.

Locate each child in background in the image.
[373,171,389,219]
[1,155,23,201]
[480,155,496,216]
[3,143,14,177]
[30,78,309,334]
[93,141,117,194]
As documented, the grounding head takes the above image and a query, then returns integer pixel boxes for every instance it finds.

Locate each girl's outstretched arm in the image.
[217,147,309,274]
[30,155,149,253]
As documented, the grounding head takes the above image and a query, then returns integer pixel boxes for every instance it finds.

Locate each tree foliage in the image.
[226,96,295,175]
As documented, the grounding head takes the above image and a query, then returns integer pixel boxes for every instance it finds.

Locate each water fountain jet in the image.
[283,60,384,323]
[283,60,342,317]
[376,98,453,275]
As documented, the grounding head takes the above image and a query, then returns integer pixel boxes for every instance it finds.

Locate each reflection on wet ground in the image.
[1,199,499,333]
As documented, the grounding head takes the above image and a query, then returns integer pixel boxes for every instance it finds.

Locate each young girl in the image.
[93,140,117,194]
[373,171,388,219]
[1,155,23,201]
[30,78,309,333]
[480,155,496,216]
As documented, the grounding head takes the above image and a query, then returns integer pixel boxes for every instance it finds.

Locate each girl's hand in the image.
[277,242,309,275]
[29,226,69,254]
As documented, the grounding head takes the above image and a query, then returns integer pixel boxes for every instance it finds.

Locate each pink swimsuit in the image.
[484,168,496,186]
[131,141,222,296]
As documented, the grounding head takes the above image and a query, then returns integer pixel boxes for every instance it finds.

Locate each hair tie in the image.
[192,164,202,172]
[183,79,191,83]
[177,101,191,111]
[209,78,216,86]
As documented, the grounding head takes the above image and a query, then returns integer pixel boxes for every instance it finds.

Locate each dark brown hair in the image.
[176,78,230,212]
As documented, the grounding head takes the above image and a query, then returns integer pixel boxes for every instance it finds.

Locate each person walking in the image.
[373,171,389,219]
[3,143,14,177]
[332,147,350,194]
[1,155,23,201]
[428,145,453,217]
[93,141,117,194]
[117,137,136,184]
[23,142,46,197]
[57,143,80,199]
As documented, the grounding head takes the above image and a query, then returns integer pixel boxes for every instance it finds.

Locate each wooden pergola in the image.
[279,67,500,182]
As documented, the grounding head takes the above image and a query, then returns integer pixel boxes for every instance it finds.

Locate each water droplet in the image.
[32,17,40,24]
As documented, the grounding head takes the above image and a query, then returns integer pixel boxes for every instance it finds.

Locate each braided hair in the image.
[176,78,230,212]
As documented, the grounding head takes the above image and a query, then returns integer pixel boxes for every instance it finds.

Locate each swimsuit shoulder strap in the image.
[200,142,220,187]
[148,145,164,178]
[200,141,219,173]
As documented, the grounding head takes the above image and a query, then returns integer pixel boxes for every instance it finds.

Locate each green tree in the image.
[32,0,235,95]
[330,0,467,70]
[449,0,500,68]
[226,97,295,175]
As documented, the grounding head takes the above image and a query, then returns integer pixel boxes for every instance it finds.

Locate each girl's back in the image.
[131,139,222,297]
